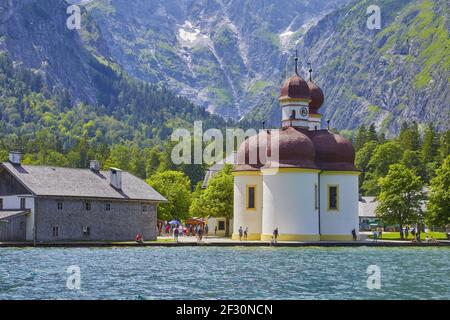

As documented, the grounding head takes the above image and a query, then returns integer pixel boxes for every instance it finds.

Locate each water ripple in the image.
[0,247,449,300]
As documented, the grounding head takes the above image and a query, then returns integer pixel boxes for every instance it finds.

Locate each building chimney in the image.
[90,160,100,172]
[109,168,122,190]
[9,151,22,165]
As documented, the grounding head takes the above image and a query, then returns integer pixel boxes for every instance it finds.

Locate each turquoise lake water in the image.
[0,247,449,300]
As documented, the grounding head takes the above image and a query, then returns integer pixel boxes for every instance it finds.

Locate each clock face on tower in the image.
[300,107,309,118]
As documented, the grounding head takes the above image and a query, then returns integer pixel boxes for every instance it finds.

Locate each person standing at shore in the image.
[197,227,203,242]
[165,224,170,235]
[244,227,248,241]
[273,228,279,243]
[351,229,357,241]
[174,227,179,243]
[238,226,243,241]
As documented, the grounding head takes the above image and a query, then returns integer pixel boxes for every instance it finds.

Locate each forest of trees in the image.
[353,122,449,195]
[0,49,448,230]
[352,122,450,231]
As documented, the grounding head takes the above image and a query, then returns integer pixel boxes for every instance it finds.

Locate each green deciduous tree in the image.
[362,141,403,195]
[355,141,378,191]
[147,170,191,221]
[426,156,450,229]
[401,150,427,182]
[376,164,425,239]
[0,149,8,162]
[189,165,234,235]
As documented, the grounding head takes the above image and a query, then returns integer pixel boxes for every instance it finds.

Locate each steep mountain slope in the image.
[245,0,450,134]
[85,0,349,119]
[0,0,109,105]
[0,0,226,148]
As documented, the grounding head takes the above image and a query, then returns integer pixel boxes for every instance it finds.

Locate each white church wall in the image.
[232,174,263,240]
[319,173,359,240]
[308,116,322,131]
[261,170,320,241]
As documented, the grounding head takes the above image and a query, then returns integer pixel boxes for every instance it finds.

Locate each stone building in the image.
[0,153,166,242]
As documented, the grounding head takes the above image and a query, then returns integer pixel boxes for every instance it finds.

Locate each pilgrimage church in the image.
[232,55,360,241]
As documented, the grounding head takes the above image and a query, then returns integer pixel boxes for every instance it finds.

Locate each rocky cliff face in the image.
[86,0,348,119]
[1,0,447,135]
[245,0,450,134]
[0,0,109,105]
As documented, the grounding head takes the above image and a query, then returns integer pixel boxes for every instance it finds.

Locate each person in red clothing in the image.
[135,233,144,244]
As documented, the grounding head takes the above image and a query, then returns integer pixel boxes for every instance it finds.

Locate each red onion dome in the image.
[234,131,267,172]
[263,127,318,170]
[279,75,311,101]
[307,80,324,113]
[308,130,357,171]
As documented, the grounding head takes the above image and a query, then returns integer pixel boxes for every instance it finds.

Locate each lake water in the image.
[0,247,449,300]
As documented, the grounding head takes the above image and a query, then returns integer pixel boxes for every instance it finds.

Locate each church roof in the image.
[234,128,357,172]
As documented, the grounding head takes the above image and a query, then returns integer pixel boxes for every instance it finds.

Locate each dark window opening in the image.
[247,186,256,209]
[85,202,91,211]
[329,186,338,210]
[57,202,63,210]
[0,198,3,210]
[105,203,111,211]
[314,185,318,210]
[142,205,148,212]
[52,226,59,237]
[82,226,90,237]
[218,221,225,231]
[20,198,26,209]
[290,110,296,119]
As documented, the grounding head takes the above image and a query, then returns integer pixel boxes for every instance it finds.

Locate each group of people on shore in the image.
[400,226,420,241]
[172,224,208,243]
[157,222,216,243]
[370,226,440,243]
[371,228,383,242]
[237,227,279,244]
[237,226,249,241]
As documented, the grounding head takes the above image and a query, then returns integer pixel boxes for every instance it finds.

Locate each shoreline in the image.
[1,239,449,248]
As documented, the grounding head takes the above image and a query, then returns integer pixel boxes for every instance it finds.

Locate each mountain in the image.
[1,0,448,140]
[0,0,226,150]
[85,0,349,119]
[244,0,450,134]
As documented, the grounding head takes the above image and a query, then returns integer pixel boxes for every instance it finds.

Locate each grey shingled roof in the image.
[1,162,166,202]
